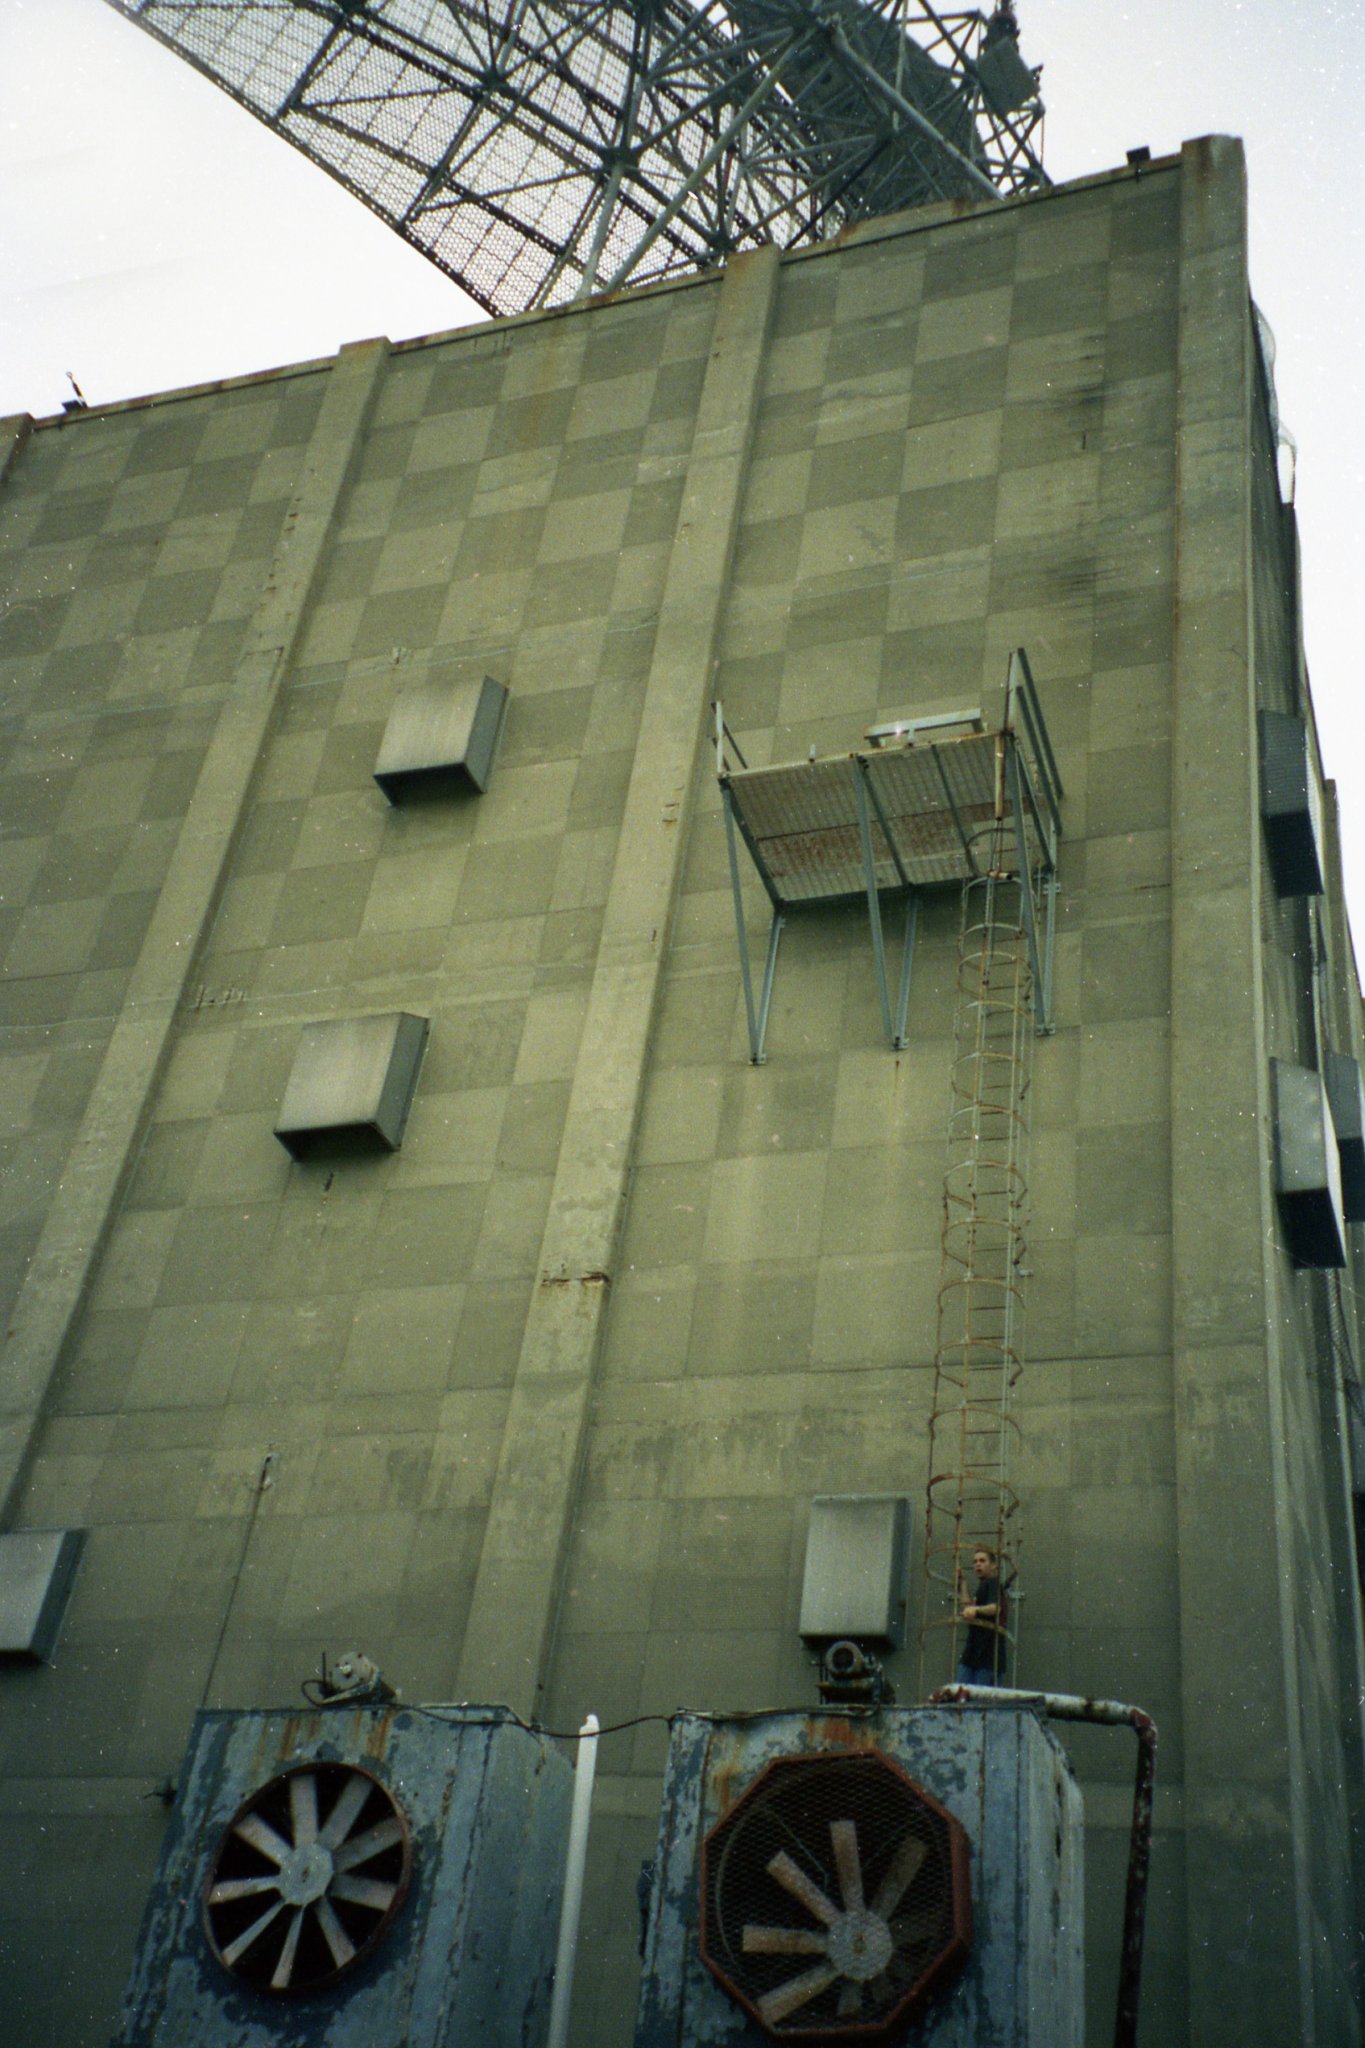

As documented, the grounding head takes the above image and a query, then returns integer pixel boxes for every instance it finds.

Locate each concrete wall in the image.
[0,139,1361,2047]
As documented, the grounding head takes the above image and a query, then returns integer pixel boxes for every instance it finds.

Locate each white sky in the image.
[2,0,1362,932]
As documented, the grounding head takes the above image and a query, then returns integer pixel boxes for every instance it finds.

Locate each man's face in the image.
[972,1550,993,1578]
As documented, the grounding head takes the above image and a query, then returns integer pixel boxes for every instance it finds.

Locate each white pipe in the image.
[545,1712,599,2048]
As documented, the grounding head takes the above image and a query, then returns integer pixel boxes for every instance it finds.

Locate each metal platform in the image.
[717,649,1063,1060]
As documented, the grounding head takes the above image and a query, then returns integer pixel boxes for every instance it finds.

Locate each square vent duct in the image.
[0,1528,84,1662]
[1272,1058,1346,1266]
[374,674,508,802]
[1326,1053,1365,1222]
[275,1012,428,1160]
[799,1494,910,1649]
[1259,710,1325,897]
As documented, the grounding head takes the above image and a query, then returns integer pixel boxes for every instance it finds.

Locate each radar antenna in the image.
[104,1,1046,316]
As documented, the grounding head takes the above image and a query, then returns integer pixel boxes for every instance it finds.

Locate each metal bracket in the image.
[1040,870,1059,1032]
[723,783,783,1064]
[853,760,918,1049]
[1004,739,1056,1035]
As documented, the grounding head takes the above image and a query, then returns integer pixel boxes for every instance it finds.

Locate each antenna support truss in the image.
[104,1,1047,317]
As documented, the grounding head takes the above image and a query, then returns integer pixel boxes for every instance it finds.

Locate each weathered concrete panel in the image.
[1,141,1361,2048]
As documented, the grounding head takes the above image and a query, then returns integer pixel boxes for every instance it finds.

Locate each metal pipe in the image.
[1004,742,1047,1033]
[893,890,919,1047]
[932,747,979,877]
[723,786,766,1062]
[928,1686,1157,2048]
[574,15,646,302]
[545,1712,600,2048]
[1041,871,1059,1028]
[861,756,913,892]
[754,910,784,1063]
[853,761,895,1043]
[1011,646,1064,804]
[827,27,1001,201]
[599,34,803,293]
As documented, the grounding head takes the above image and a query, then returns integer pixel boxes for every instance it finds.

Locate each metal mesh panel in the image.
[866,738,1001,883]
[104,1,1047,315]
[725,734,1020,906]
[700,1751,969,2040]
[733,760,871,902]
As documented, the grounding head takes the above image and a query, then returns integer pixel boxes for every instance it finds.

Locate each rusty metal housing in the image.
[112,1704,572,2048]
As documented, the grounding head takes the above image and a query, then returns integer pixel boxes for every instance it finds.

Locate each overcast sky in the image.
[2,0,1362,927]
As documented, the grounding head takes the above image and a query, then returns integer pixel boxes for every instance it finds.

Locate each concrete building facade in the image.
[0,135,1362,2045]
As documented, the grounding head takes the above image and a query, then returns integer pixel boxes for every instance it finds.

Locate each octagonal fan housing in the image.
[203,1761,412,1994]
[700,1750,972,2041]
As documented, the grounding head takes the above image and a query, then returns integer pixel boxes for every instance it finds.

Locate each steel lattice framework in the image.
[103,0,1047,316]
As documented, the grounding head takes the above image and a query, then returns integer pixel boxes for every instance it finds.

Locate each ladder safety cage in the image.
[714,649,1063,1062]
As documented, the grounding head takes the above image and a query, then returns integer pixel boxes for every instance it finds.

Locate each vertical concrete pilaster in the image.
[1168,136,1311,2042]
[455,246,780,1711]
[0,340,390,1523]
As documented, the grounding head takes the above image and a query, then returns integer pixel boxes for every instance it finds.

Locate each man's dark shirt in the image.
[964,1574,1006,1675]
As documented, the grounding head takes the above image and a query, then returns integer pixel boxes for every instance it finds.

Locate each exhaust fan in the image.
[115,1703,572,2048]
[634,1709,1083,2048]
[203,1761,412,1994]
[700,1750,971,2040]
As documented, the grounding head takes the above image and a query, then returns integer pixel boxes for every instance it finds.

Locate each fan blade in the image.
[320,1772,371,1849]
[838,1979,864,2016]
[232,1813,291,1866]
[330,1874,398,1911]
[221,1899,285,1967]
[872,1832,929,1918]
[757,1961,840,2025]
[290,1772,319,1848]
[208,1874,280,1905]
[333,1814,405,1871]
[270,1908,305,1991]
[314,1896,357,1969]
[742,1925,829,1955]
[830,1818,864,1912]
[766,1850,839,1927]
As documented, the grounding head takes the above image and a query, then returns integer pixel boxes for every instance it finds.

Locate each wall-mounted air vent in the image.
[275,1012,428,1160]
[1272,1058,1346,1266]
[374,674,508,802]
[699,1750,971,2043]
[799,1495,909,1649]
[0,1528,84,1662]
[1326,1054,1365,1223]
[1259,710,1325,897]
